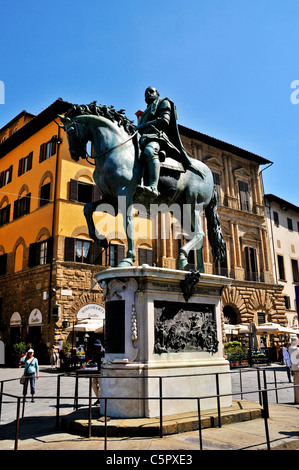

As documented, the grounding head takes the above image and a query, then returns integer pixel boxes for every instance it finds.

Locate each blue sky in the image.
[1,0,299,205]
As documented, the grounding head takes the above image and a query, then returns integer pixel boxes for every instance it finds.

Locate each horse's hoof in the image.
[117,258,133,268]
[177,254,188,271]
[178,261,188,270]
[94,237,108,249]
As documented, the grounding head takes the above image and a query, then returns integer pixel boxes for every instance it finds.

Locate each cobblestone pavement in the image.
[0,364,298,453]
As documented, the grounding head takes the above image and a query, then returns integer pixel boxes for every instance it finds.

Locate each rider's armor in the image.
[137,97,192,198]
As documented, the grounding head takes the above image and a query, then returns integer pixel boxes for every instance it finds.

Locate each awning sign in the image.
[28,309,42,325]
[10,312,21,326]
[77,304,105,321]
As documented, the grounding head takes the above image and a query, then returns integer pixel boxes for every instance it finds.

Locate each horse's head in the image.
[58,114,88,162]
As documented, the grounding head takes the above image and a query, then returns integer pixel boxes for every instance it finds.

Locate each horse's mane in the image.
[64,101,136,135]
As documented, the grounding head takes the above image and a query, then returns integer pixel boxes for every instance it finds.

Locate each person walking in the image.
[21,348,39,402]
[282,342,293,383]
[90,340,105,406]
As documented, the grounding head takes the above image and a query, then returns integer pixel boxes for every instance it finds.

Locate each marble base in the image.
[96,266,232,418]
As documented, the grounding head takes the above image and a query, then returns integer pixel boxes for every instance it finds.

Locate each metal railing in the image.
[0,367,298,451]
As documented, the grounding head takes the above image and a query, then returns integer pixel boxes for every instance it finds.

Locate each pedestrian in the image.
[21,348,39,402]
[50,344,59,369]
[90,340,105,406]
[282,342,293,382]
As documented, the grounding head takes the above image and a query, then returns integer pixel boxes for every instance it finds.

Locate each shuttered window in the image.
[0,253,7,276]
[40,182,51,207]
[28,238,53,267]
[277,255,285,281]
[138,247,153,266]
[18,152,33,176]
[64,237,103,265]
[0,204,10,226]
[214,242,228,276]
[287,217,293,231]
[238,180,250,212]
[13,193,31,220]
[244,246,258,281]
[39,140,56,163]
[0,165,13,188]
[284,296,291,309]
[291,259,299,283]
[273,211,279,227]
[212,171,221,205]
[109,243,125,267]
[69,179,102,203]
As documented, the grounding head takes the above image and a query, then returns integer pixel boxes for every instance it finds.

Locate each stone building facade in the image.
[0,99,287,364]
[265,193,299,328]
[178,125,286,345]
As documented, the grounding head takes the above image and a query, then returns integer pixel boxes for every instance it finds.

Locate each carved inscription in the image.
[154,301,218,354]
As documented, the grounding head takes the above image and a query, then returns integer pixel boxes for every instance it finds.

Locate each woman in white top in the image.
[21,349,39,402]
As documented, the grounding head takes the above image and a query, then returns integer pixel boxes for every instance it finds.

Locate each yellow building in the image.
[0,99,154,363]
[0,98,287,364]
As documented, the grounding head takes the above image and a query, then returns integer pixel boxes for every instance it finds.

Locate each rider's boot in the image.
[142,158,160,198]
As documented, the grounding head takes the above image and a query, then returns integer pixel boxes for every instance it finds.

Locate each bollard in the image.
[0,381,3,421]
[293,371,299,403]
[15,397,21,451]
[159,377,163,438]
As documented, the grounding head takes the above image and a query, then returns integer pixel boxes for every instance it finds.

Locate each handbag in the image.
[20,374,26,385]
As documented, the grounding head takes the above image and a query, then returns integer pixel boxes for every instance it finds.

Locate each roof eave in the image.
[179,124,272,166]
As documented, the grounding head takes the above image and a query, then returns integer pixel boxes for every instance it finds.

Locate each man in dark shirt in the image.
[91,339,105,406]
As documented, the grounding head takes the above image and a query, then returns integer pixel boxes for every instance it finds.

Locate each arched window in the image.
[0,197,10,226]
[223,305,239,325]
[40,180,52,207]
[14,243,24,272]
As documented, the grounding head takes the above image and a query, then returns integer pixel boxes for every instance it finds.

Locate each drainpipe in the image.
[48,126,62,323]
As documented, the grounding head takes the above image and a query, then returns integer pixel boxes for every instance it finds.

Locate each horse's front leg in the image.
[84,200,109,249]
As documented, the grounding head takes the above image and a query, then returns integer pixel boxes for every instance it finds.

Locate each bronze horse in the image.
[59,103,226,271]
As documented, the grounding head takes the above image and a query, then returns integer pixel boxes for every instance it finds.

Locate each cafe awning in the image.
[224,324,250,334]
[256,323,299,335]
[65,319,103,334]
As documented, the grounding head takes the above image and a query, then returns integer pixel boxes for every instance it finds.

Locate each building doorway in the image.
[223,305,239,325]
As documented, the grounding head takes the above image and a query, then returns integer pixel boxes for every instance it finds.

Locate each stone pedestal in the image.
[96,266,232,418]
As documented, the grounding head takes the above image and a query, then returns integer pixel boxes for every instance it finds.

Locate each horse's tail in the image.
[205,187,226,263]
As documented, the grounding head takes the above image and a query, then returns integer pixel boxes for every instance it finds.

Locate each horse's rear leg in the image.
[178,207,205,272]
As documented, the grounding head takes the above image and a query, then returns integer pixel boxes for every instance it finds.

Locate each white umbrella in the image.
[65,319,103,333]
[256,323,299,335]
[277,325,299,335]
[224,324,250,334]
[256,322,280,334]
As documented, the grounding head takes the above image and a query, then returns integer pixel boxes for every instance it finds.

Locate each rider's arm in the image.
[137,100,171,132]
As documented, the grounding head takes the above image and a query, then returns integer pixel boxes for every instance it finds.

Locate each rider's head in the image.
[145,86,160,105]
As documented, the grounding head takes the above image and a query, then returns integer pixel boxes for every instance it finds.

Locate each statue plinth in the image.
[96,266,232,418]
